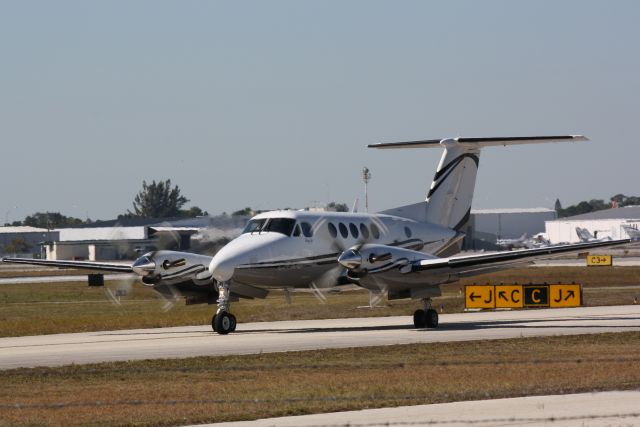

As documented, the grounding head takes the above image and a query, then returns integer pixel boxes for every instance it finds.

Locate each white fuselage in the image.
[208,210,458,289]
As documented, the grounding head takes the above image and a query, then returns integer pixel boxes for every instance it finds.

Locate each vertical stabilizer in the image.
[370,135,587,229]
[423,139,479,230]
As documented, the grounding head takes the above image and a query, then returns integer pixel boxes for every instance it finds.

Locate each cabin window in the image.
[328,222,338,238]
[263,218,296,236]
[371,223,381,239]
[301,222,313,238]
[360,223,370,239]
[404,226,412,238]
[293,224,301,237]
[349,223,359,239]
[339,223,348,238]
[242,219,266,234]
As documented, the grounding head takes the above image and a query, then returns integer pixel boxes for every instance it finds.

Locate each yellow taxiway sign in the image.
[465,284,582,310]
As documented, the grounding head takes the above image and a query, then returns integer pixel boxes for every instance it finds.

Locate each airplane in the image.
[575,226,611,242]
[496,233,528,250]
[496,232,551,250]
[3,135,635,335]
[622,224,640,239]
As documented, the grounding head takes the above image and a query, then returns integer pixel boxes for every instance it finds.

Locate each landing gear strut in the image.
[413,298,438,329]
[212,281,236,335]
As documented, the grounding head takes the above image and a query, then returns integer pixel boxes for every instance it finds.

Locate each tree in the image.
[21,212,84,229]
[179,206,208,217]
[128,179,189,218]
[326,202,349,212]
[232,207,254,217]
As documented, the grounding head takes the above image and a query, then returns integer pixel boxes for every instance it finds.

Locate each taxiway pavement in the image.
[1,305,640,370]
[204,390,640,427]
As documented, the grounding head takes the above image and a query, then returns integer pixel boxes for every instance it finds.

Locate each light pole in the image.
[5,205,17,226]
[362,167,372,213]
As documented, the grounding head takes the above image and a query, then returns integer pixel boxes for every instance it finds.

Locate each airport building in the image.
[545,206,640,244]
[44,215,247,261]
[464,208,557,250]
[0,226,59,258]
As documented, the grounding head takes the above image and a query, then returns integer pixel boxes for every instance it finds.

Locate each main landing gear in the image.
[413,298,438,329]
[212,282,236,335]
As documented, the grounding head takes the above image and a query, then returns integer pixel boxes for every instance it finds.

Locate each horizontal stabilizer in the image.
[368,135,587,149]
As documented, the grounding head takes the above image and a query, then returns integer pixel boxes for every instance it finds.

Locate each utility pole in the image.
[362,167,372,213]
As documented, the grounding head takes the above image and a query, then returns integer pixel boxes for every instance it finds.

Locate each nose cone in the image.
[338,249,362,270]
[209,254,236,282]
[132,256,156,276]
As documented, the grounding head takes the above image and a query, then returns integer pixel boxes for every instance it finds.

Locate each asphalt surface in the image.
[1,305,640,370]
[202,390,640,427]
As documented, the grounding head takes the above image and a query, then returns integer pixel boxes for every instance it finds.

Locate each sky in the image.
[1,1,639,222]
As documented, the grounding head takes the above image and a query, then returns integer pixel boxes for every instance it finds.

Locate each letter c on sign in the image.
[532,289,541,303]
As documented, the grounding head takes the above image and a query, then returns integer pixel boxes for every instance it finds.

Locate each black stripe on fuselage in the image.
[235,239,427,270]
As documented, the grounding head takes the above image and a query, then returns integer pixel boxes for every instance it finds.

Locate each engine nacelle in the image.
[337,244,435,278]
[132,250,213,286]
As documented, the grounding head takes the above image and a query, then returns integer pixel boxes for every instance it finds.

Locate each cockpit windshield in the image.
[242,219,267,234]
[263,218,296,236]
[242,218,296,236]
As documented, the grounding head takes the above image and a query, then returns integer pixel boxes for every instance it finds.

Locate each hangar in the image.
[0,226,58,258]
[44,215,246,261]
[463,208,556,250]
[545,206,640,244]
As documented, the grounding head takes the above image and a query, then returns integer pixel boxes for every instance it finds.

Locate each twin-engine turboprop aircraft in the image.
[3,135,633,334]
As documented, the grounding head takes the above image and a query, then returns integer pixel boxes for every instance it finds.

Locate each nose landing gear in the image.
[212,282,237,335]
[413,298,438,329]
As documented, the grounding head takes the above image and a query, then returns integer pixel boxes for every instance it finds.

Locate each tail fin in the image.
[371,135,587,229]
[575,227,592,242]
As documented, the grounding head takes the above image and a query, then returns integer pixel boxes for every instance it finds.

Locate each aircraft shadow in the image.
[239,315,640,335]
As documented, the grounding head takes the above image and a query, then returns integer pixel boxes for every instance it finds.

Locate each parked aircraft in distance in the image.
[496,233,529,250]
[4,135,633,334]
[576,227,612,242]
[496,233,551,250]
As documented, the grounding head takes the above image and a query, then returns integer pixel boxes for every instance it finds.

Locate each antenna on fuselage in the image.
[362,167,372,213]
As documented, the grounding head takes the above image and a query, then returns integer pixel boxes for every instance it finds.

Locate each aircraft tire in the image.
[215,312,233,335]
[229,314,237,332]
[413,309,426,328]
[211,315,217,332]
[426,309,439,328]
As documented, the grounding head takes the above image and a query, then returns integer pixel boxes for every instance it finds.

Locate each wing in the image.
[1,257,133,273]
[413,238,631,277]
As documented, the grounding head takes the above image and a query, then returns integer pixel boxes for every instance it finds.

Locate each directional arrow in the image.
[469,292,480,301]
[565,290,575,301]
[498,291,508,301]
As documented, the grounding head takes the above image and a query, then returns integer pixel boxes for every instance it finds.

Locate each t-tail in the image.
[370,135,587,230]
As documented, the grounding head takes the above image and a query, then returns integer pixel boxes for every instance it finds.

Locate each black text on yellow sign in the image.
[465,285,495,309]
[495,285,522,309]
[587,255,612,266]
[549,284,581,308]
[465,284,582,309]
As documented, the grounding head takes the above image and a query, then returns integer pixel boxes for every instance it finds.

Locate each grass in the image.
[0,266,639,337]
[0,332,639,426]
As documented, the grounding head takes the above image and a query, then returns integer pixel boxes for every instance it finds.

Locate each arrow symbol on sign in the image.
[498,291,508,301]
[565,290,575,301]
[469,292,479,301]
